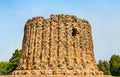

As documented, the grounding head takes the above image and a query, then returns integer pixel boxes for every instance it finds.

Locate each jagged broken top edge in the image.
[26,14,89,24]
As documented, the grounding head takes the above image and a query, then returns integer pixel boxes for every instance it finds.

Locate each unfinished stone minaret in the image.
[13,14,102,75]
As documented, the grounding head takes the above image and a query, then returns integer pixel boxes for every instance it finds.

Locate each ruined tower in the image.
[13,14,102,76]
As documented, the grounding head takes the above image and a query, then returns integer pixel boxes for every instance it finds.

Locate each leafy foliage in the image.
[8,49,22,74]
[0,49,22,75]
[0,62,9,75]
[97,60,111,75]
[109,54,120,76]
[97,54,120,76]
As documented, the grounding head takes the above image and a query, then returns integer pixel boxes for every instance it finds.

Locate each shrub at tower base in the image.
[109,54,120,76]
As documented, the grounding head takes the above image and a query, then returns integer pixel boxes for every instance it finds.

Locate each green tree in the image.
[0,62,9,75]
[109,54,120,76]
[0,49,22,75]
[97,60,111,75]
[8,49,22,74]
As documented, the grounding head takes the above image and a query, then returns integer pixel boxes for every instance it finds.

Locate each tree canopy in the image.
[0,49,22,75]
[97,54,120,76]
[97,60,111,75]
[109,54,120,76]
[0,62,9,75]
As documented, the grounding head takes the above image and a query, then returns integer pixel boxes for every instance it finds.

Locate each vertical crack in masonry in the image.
[26,22,32,70]
[65,22,68,68]
[40,18,44,69]
[57,16,60,68]
[48,19,52,68]
[32,21,37,67]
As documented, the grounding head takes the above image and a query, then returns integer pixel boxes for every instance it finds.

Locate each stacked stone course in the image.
[12,14,103,76]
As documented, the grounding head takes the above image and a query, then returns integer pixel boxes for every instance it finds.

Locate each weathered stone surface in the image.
[0,75,115,77]
[13,14,103,75]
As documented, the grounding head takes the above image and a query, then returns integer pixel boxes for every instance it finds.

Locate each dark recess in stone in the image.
[72,28,77,36]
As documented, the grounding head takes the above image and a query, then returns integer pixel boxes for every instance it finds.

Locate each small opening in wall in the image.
[72,28,77,36]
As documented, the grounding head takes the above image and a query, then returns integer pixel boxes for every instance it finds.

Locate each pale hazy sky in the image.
[0,0,120,62]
